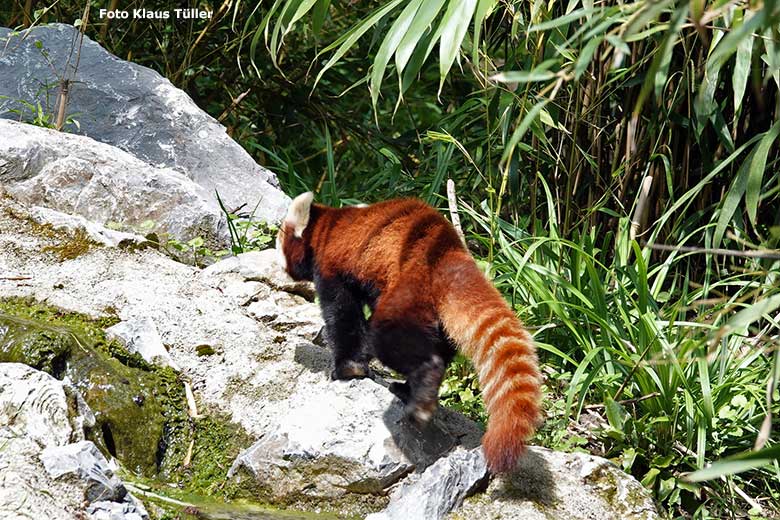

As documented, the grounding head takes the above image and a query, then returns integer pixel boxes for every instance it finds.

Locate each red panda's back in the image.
[307,199,465,293]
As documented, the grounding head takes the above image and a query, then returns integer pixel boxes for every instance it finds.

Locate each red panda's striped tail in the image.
[435,252,541,473]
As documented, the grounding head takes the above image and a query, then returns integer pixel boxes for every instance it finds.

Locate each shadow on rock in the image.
[292,342,332,376]
[381,396,484,472]
[493,447,557,506]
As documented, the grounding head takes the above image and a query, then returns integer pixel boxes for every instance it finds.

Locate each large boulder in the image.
[0,23,289,240]
[0,119,223,243]
[447,447,661,520]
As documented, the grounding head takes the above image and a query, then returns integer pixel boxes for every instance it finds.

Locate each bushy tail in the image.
[435,253,541,473]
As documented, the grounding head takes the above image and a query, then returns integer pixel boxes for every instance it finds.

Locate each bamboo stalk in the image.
[630,175,653,241]
[446,179,465,245]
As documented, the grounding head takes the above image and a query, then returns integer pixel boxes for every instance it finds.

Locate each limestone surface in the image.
[0,23,288,228]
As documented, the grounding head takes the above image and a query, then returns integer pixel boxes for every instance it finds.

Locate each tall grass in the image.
[458,180,780,518]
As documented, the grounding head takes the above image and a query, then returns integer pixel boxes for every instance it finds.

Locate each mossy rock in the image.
[0,298,187,477]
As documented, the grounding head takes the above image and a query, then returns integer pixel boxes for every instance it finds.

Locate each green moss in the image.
[3,207,100,260]
[0,297,186,477]
[43,227,101,260]
[160,413,255,498]
[196,344,217,356]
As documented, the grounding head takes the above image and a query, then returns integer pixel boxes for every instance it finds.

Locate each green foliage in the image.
[165,236,222,267]
[216,190,277,255]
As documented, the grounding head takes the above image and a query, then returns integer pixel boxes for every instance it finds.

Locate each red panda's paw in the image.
[389,381,411,404]
[331,360,370,381]
[405,399,437,427]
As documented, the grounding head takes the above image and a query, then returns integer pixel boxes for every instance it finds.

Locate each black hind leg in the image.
[404,355,447,425]
[370,319,448,425]
[315,275,371,380]
[389,328,456,408]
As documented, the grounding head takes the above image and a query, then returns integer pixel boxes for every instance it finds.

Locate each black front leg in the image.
[315,275,371,380]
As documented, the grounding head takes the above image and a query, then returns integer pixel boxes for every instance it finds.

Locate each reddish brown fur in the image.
[279,197,541,473]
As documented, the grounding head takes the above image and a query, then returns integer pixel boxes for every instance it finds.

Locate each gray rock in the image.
[0,362,73,448]
[105,316,180,370]
[0,364,148,520]
[446,447,661,520]
[227,375,482,500]
[0,23,289,227]
[86,494,149,520]
[201,249,317,301]
[0,429,85,519]
[29,205,147,248]
[0,119,224,243]
[366,447,488,520]
[41,440,127,503]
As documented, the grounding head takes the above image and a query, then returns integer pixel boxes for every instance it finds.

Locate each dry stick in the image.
[124,484,196,508]
[217,89,251,122]
[55,1,89,130]
[23,0,34,25]
[446,179,465,245]
[629,175,653,241]
[183,439,195,468]
[641,242,780,260]
[183,381,201,419]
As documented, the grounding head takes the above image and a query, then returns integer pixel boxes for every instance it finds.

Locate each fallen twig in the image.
[183,380,201,419]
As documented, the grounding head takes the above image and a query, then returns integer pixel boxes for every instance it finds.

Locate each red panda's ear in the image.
[285,192,314,237]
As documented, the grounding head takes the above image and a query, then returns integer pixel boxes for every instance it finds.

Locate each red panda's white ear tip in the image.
[285,192,315,237]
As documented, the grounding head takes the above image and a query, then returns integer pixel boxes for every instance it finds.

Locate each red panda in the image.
[276,192,541,473]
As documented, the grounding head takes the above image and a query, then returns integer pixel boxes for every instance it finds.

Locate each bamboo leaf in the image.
[395,0,445,73]
[472,0,498,65]
[712,148,753,249]
[696,9,766,131]
[633,4,686,116]
[491,70,557,83]
[724,293,780,334]
[287,0,320,32]
[312,0,405,90]
[574,36,602,80]
[685,445,780,482]
[732,12,754,114]
[312,0,332,35]
[501,99,550,165]
[370,0,424,108]
[528,7,600,32]
[746,120,780,225]
[438,0,478,94]
[400,28,437,96]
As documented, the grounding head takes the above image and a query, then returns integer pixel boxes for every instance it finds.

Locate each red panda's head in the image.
[276,192,315,281]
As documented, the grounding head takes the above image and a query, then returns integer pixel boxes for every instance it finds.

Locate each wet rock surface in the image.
[0,23,289,229]
[41,440,128,503]
[0,308,177,477]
